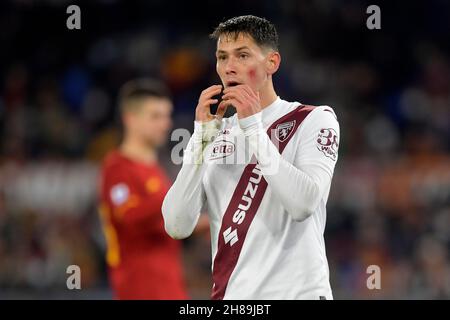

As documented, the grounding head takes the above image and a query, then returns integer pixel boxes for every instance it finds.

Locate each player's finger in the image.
[222,91,245,105]
[221,98,241,111]
[201,84,222,94]
[224,86,254,104]
[201,98,219,107]
[199,87,221,103]
[238,86,255,102]
[215,100,229,120]
[199,90,222,106]
[200,85,222,100]
[236,84,257,99]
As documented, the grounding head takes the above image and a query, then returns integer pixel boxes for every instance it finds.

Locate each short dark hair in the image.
[118,78,171,113]
[210,15,279,51]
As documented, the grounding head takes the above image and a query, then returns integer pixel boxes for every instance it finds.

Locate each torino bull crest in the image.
[275,120,296,142]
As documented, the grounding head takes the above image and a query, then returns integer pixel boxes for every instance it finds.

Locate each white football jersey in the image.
[163,97,340,300]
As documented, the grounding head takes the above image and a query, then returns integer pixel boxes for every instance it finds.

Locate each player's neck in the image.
[120,137,157,165]
[259,81,278,109]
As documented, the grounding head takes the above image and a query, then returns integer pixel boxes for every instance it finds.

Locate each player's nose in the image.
[225,57,237,75]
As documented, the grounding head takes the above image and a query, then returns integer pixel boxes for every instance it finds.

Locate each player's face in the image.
[131,97,173,147]
[215,33,271,92]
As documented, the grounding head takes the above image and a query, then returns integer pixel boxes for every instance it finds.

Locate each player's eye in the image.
[239,53,249,60]
[218,55,227,61]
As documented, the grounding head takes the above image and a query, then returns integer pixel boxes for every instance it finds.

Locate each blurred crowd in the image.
[0,0,449,299]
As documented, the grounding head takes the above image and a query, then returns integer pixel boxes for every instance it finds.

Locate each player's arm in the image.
[162,85,226,239]
[103,171,165,233]
[240,107,340,221]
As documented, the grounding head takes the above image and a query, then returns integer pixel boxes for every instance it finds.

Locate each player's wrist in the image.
[238,112,263,137]
[194,118,221,142]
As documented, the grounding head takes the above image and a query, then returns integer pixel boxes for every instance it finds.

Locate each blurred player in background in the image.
[163,15,340,299]
[98,79,188,299]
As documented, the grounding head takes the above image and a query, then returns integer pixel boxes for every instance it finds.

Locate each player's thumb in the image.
[215,100,228,120]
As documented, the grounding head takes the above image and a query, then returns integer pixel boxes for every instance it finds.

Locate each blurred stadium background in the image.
[0,0,449,299]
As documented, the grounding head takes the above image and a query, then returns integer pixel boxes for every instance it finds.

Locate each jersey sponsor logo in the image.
[223,227,238,246]
[209,139,235,160]
[222,165,263,247]
[110,183,129,206]
[275,120,296,142]
[317,128,339,161]
[212,105,315,300]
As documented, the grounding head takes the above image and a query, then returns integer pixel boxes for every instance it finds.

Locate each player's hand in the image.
[221,85,261,119]
[195,85,227,122]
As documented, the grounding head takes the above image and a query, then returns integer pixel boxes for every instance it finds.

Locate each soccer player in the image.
[98,79,188,299]
[162,15,340,299]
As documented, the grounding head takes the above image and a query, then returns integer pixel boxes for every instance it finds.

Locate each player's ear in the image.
[266,51,281,75]
[122,111,134,129]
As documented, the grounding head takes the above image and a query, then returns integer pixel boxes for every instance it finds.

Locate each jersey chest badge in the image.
[275,120,296,142]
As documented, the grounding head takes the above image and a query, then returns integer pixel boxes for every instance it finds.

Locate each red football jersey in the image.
[98,150,188,299]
